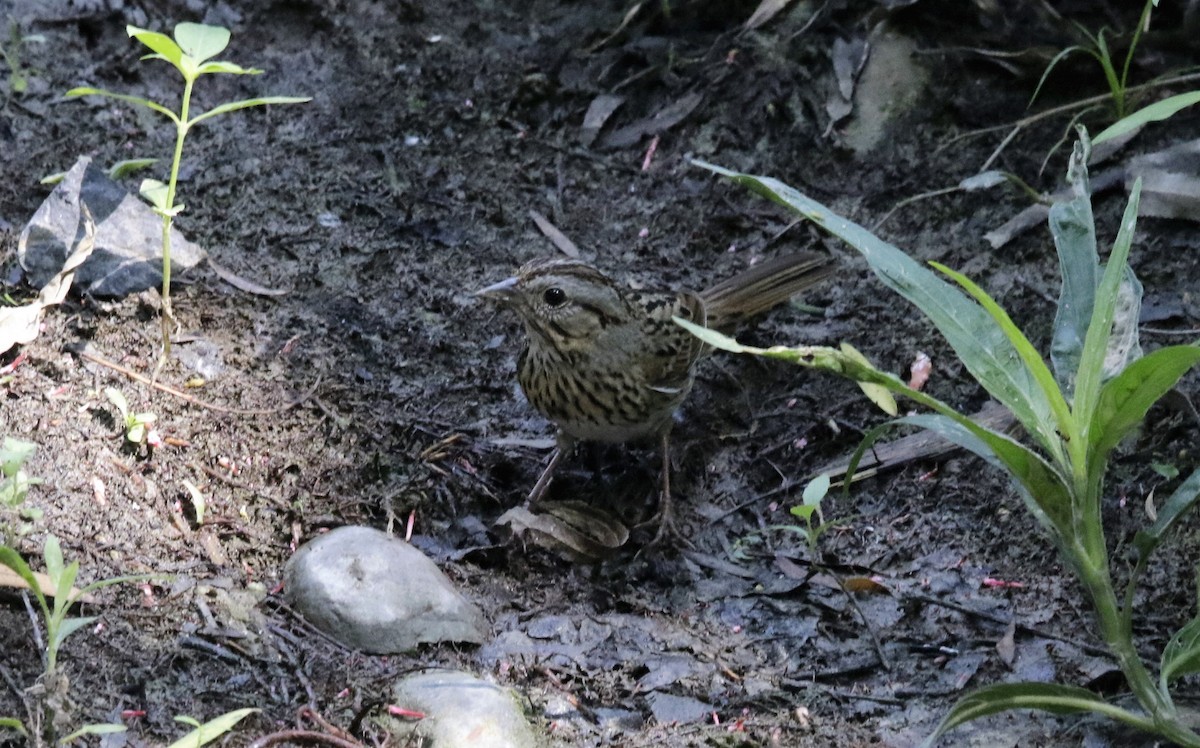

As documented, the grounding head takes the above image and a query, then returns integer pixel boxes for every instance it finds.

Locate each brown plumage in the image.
[476,252,833,543]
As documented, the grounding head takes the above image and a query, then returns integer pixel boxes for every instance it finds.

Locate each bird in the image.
[476,252,833,544]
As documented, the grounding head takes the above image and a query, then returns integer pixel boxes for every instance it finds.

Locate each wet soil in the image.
[1,0,1198,745]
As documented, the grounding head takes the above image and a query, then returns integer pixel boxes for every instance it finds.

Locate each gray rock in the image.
[284,526,486,653]
[18,156,206,297]
[390,670,542,748]
[647,692,711,725]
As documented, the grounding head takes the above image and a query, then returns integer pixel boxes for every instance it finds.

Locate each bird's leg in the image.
[643,431,690,549]
[525,433,573,508]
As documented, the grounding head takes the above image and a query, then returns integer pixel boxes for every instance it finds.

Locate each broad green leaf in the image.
[802,474,830,507]
[173,23,230,64]
[127,26,183,67]
[933,262,1073,446]
[1090,345,1200,463]
[1048,141,1099,395]
[165,707,259,748]
[1134,467,1200,560]
[923,682,1154,747]
[1161,610,1200,684]
[1074,176,1142,425]
[189,96,311,127]
[64,87,179,123]
[1094,91,1200,144]
[60,723,127,744]
[692,161,1060,455]
[196,61,262,75]
[139,179,172,213]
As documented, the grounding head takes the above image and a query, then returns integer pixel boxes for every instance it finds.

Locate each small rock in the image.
[18,156,206,297]
[284,525,486,653]
[647,692,711,726]
[390,670,542,748]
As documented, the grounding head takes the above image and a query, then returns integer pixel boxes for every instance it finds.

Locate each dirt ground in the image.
[1,0,1199,745]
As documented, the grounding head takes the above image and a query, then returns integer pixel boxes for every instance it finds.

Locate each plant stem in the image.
[1079,563,1200,746]
[158,75,194,364]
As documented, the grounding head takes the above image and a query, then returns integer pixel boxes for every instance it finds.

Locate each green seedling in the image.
[682,132,1200,745]
[168,708,258,748]
[66,23,309,365]
[1,17,46,97]
[1031,0,1157,119]
[0,437,43,541]
[0,535,153,675]
[104,387,157,446]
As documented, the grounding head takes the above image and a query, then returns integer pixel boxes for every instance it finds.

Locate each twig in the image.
[69,344,321,415]
[910,593,1111,657]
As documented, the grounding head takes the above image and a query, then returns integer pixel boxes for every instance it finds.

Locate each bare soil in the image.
[1,1,1198,746]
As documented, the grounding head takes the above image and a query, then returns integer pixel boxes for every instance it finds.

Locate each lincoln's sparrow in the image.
[477,252,833,542]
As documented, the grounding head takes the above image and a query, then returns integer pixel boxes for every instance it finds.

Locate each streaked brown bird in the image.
[476,252,833,543]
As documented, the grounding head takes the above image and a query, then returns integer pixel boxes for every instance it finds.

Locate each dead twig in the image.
[69,343,321,415]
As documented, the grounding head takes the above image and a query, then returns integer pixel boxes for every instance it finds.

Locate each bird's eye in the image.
[542,287,567,307]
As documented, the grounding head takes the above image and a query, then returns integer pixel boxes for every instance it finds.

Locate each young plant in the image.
[0,436,43,541]
[680,133,1200,745]
[1031,0,1157,119]
[0,17,45,98]
[168,708,258,748]
[66,23,309,365]
[104,387,158,447]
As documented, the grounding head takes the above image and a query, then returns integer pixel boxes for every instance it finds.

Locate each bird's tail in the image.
[700,252,834,332]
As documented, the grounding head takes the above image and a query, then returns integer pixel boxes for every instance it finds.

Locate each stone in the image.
[284,525,486,653]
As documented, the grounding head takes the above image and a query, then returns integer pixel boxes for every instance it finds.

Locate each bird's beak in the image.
[474,276,519,302]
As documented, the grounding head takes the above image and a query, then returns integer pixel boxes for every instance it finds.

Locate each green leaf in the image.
[1074,175,1142,423]
[1134,467,1200,561]
[65,86,180,121]
[0,437,36,477]
[166,707,259,748]
[188,96,311,127]
[1162,604,1200,684]
[1094,90,1200,145]
[802,474,830,507]
[108,158,158,180]
[1094,345,1195,463]
[923,682,1154,747]
[839,343,897,415]
[0,718,27,736]
[932,262,1073,447]
[173,23,230,64]
[54,561,81,609]
[1048,144,1100,394]
[0,546,45,614]
[52,616,96,654]
[139,179,172,214]
[104,387,131,421]
[43,535,65,589]
[897,414,1070,532]
[195,61,262,75]
[692,160,1060,454]
[127,26,184,67]
[59,723,127,744]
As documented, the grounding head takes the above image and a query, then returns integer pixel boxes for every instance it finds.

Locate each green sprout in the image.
[1,17,45,97]
[104,387,157,446]
[66,23,310,367]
